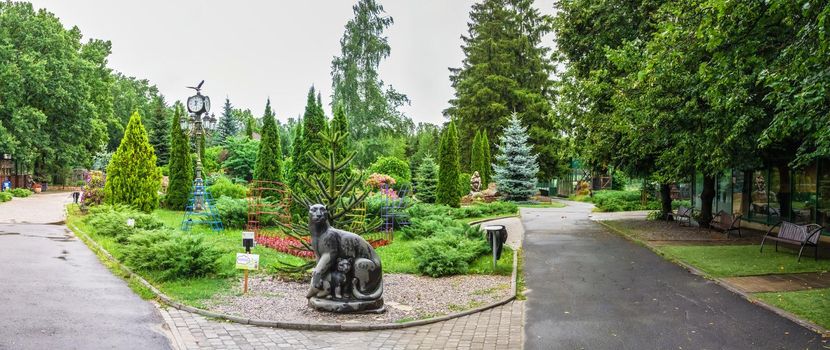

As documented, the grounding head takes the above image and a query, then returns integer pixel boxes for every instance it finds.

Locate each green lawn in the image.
[755,288,830,330]
[658,245,830,278]
[70,206,515,308]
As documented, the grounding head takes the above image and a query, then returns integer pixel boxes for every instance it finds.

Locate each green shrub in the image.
[215,196,248,228]
[458,172,471,197]
[0,192,12,202]
[398,214,455,240]
[9,188,32,197]
[85,205,163,243]
[413,230,488,277]
[207,176,248,199]
[124,229,224,281]
[592,190,661,212]
[369,156,411,188]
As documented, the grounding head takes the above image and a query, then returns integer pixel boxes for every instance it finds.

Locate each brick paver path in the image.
[159,301,524,350]
[723,272,830,293]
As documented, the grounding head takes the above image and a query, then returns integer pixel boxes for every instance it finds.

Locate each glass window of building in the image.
[749,169,770,223]
[792,164,817,224]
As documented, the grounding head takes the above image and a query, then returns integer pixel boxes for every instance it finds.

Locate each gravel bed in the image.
[205,273,512,324]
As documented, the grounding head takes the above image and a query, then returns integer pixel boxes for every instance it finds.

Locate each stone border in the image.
[68,217,519,332]
[596,220,830,339]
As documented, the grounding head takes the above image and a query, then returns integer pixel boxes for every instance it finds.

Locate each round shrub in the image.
[124,229,224,281]
[413,231,487,277]
[0,192,12,202]
[207,176,248,199]
[215,196,248,228]
[9,188,32,197]
[369,156,411,188]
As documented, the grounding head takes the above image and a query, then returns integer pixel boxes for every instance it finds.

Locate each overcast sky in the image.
[27,0,555,125]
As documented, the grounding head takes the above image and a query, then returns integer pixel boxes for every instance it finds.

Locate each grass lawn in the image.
[657,245,830,278]
[755,288,830,330]
[70,206,515,309]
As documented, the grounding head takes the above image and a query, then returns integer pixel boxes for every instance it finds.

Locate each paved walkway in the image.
[0,193,171,350]
[522,200,826,349]
[160,301,523,350]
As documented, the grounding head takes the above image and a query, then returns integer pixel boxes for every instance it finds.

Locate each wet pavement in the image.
[522,200,826,349]
[0,193,170,350]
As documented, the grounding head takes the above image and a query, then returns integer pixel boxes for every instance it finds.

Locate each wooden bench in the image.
[760,221,823,262]
[708,211,742,237]
[666,206,694,226]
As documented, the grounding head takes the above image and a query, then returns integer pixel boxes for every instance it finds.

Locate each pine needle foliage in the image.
[166,106,193,210]
[437,121,461,207]
[104,111,161,212]
[493,113,539,201]
[253,99,282,182]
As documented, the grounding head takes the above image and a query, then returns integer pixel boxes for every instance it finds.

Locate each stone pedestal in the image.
[308,297,385,313]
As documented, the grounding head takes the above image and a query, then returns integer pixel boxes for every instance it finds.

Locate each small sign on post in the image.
[236,253,259,294]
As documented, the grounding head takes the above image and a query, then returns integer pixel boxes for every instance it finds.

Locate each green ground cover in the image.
[70,202,517,308]
[658,245,830,278]
[755,288,830,330]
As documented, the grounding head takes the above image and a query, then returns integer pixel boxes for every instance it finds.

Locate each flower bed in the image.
[256,235,391,259]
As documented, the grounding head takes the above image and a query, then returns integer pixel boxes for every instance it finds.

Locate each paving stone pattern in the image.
[159,301,524,350]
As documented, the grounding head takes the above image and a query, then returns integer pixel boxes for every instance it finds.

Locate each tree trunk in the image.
[741,171,752,216]
[660,183,673,220]
[778,165,791,220]
[700,175,716,227]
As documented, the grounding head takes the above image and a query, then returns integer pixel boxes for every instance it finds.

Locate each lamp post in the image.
[183,80,216,211]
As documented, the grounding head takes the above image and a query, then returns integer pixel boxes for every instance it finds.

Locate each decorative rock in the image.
[470,171,482,193]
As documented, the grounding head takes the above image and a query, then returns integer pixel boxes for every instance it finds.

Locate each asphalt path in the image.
[0,193,170,350]
[522,201,825,350]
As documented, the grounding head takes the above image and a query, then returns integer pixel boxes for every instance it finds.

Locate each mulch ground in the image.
[609,219,765,244]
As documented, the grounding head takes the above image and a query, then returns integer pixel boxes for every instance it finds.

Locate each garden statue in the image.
[306,204,385,313]
[470,171,482,193]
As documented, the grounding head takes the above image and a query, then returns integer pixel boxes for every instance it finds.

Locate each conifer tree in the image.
[415,155,438,203]
[470,130,483,178]
[166,105,193,210]
[148,96,170,165]
[437,121,461,207]
[447,0,565,179]
[104,111,161,212]
[330,102,351,173]
[245,115,254,138]
[253,99,282,182]
[216,97,238,143]
[493,113,539,201]
[481,132,492,185]
[291,87,327,190]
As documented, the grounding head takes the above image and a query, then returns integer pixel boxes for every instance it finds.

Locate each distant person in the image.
[2,177,10,191]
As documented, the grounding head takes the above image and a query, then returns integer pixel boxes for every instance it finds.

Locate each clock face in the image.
[203,96,211,113]
[187,95,204,113]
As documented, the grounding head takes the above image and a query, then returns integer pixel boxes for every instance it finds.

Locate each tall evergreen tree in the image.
[330,0,412,139]
[245,115,254,138]
[415,155,439,203]
[166,105,193,210]
[470,130,483,178]
[291,87,327,190]
[216,97,238,144]
[437,121,461,207]
[481,132,492,185]
[493,114,538,201]
[148,96,170,165]
[330,102,352,169]
[103,111,161,212]
[253,99,282,182]
[447,0,564,179]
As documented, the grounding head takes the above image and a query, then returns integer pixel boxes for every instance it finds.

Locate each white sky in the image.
[27,0,555,125]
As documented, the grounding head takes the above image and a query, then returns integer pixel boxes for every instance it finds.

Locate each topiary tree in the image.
[470,130,482,175]
[493,113,539,201]
[415,155,438,203]
[253,99,282,182]
[437,121,461,207]
[481,132,492,186]
[368,156,410,187]
[104,111,161,212]
[166,106,194,210]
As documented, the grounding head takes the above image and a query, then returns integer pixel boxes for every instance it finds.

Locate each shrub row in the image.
[591,190,692,212]
[84,205,223,280]
[405,201,518,221]
[9,188,32,198]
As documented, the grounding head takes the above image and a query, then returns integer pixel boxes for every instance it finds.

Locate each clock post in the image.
[183,81,216,212]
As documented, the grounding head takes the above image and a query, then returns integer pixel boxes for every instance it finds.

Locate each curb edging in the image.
[595,220,830,339]
[68,217,519,332]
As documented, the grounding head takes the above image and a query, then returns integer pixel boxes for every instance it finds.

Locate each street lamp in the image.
[183,80,214,211]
